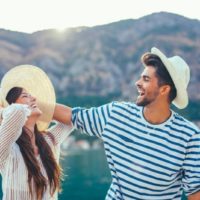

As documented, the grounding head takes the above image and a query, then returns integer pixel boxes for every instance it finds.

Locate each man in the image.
[54,47,200,200]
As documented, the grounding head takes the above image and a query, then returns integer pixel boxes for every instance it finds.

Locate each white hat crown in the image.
[151,47,190,109]
[168,56,190,89]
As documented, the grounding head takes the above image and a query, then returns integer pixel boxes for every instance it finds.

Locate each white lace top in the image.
[0,104,73,200]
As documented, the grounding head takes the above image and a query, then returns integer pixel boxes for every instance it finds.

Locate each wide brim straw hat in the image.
[144,47,190,109]
[0,65,56,131]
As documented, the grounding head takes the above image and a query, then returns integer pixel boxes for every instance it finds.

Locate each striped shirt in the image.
[0,104,73,200]
[72,101,200,200]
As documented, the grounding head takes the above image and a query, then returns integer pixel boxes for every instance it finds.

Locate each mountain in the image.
[0,12,200,101]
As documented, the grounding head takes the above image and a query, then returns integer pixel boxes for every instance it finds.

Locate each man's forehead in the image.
[141,66,156,76]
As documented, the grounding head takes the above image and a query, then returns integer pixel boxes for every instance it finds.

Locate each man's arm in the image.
[188,191,200,200]
[53,102,113,138]
[182,131,200,199]
[53,103,72,125]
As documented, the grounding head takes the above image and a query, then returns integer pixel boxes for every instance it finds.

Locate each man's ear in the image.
[159,85,171,96]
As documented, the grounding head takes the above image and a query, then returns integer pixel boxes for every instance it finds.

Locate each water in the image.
[0,148,187,200]
[58,149,111,200]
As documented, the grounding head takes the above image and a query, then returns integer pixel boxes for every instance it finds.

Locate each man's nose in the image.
[135,78,141,87]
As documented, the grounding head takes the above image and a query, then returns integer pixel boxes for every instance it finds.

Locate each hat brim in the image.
[0,65,56,131]
[151,47,188,109]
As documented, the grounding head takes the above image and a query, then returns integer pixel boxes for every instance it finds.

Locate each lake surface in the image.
[58,148,111,200]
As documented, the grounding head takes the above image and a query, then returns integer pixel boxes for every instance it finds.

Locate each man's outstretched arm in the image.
[53,102,113,138]
[53,103,72,125]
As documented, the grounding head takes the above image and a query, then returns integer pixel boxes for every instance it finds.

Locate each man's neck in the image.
[143,103,172,125]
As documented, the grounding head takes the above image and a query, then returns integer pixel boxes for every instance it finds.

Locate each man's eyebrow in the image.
[141,74,151,79]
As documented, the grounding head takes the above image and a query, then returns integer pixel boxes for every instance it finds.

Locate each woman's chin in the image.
[32,109,42,117]
[37,110,43,116]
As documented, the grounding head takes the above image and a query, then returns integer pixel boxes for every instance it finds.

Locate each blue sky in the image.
[0,0,198,33]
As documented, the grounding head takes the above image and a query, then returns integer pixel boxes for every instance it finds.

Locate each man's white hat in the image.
[151,47,190,109]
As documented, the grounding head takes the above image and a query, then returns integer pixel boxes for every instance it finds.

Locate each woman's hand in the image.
[2,104,31,120]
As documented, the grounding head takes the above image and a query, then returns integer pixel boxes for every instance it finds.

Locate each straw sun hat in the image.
[0,65,56,131]
[146,47,190,109]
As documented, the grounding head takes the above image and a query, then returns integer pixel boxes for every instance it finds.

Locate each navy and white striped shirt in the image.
[72,101,200,200]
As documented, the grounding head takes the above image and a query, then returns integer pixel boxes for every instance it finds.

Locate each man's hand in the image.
[188,191,200,200]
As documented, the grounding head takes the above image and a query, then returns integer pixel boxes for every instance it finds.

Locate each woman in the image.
[0,65,73,200]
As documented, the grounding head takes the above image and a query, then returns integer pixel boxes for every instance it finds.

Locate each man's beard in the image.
[135,90,159,107]
[136,97,152,107]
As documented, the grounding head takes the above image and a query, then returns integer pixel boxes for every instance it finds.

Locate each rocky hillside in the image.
[0,12,200,101]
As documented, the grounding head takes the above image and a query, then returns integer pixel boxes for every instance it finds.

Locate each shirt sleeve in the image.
[182,132,200,196]
[47,121,74,145]
[71,102,113,138]
[0,104,30,168]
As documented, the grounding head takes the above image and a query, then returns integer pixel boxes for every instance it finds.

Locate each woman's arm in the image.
[47,121,74,145]
[0,104,30,167]
[53,103,72,125]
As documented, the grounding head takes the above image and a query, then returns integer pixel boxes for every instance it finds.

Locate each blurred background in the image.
[0,0,200,199]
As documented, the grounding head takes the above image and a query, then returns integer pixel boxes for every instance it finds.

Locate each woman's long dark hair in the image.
[6,87,62,200]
